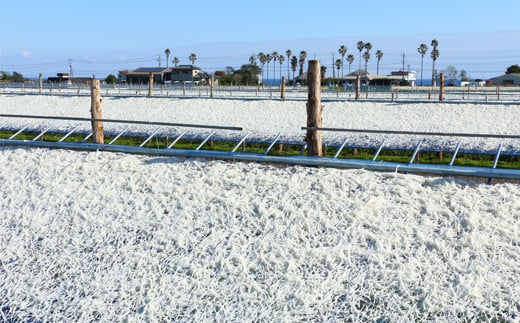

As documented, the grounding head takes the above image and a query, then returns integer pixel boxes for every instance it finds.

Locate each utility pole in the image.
[332,53,335,88]
[401,52,406,82]
[68,59,74,81]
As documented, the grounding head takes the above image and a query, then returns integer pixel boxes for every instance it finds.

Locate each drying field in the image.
[1,93,519,321]
[1,93,520,151]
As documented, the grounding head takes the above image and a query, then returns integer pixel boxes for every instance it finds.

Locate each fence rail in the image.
[2,113,520,182]
[0,114,243,131]
[2,82,520,103]
[302,126,520,139]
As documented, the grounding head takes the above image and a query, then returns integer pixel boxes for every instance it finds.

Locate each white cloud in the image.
[21,50,30,58]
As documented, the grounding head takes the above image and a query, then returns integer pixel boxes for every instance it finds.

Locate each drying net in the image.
[0,148,519,322]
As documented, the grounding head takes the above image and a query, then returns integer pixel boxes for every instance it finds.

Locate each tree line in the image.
[0,71,25,83]
[3,42,520,85]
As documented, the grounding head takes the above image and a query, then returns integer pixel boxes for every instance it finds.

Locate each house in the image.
[118,70,128,83]
[461,80,486,87]
[170,65,209,83]
[124,65,210,84]
[124,67,171,84]
[388,70,417,86]
[488,73,520,86]
[341,69,416,86]
[47,73,70,84]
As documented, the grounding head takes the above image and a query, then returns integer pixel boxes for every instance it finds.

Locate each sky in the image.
[0,0,519,80]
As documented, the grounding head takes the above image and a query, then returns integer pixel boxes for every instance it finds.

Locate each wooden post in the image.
[210,74,214,98]
[39,73,42,95]
[90,76,104,144]
[148,72,153,97]
[280,76,286,100]
[305,60,323,157]
[355,74,361,100]
[439,73,445,101]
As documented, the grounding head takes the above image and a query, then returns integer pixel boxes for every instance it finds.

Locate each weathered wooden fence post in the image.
[439,73,445,101]
[355,74,361,100]
[39,73,42,94]
[148,72,153,97]
[306,60,323,157]
[280,76,286,100]
[210,74,214,98]
[90,76,104,144]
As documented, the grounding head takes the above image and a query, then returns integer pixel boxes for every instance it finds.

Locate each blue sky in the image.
[1,0,519,79]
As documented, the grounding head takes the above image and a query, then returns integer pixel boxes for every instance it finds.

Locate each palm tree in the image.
[278,55,285,84]
[249,54,257,65]
[271,51,279,86]
[189,53,197,65]
[335,59,342,87]
[290,55,298,84]
[430,39,440,86]
[338,45,347,82]
[172,57,179,67]
[266,53,272,86]
[285,49,292,81]
[347,54,355,74]
[298,50,307,78]
[375,50,383,75]
[417,43,428,86]
[258,52,267,84]
[363,50,371,86]
[164,49,171,68]
[363,43,372,86]
[356,41,365,74]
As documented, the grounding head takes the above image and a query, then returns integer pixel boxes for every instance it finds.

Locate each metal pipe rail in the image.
[2,138,520,181]
[2,114,520,181]
[0,114,243,131]
[302,126,520,140]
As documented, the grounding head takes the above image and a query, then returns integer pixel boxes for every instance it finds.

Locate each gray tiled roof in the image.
[133,67,170,73]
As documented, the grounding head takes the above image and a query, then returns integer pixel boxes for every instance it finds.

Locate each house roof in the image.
[489,73,520,80]
[132,67,171,73]
[172,65,201,70]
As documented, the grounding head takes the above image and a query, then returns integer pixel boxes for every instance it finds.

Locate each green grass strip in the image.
[2,129,520,169]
